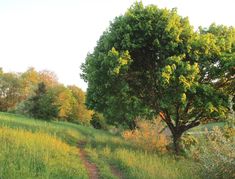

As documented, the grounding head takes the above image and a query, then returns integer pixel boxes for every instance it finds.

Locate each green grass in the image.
[0,112,89,179]
[188,121,226,135]
[0,112,200,179]
[0,127,87,179]
[194,122,225,130]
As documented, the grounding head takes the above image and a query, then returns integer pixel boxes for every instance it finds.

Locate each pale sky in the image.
[0,0,234,91]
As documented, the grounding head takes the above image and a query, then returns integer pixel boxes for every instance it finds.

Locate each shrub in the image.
[90,112,107,129]
[223,115,235,139]
[107,125,121,135]
[122,117,169,152]
[224,125,235,139]
[197,127,235,179]
[180,133,199,151]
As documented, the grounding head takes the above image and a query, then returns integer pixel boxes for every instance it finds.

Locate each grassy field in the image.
[0,112,200,179]
[0,112,88,179]
[187,121,226,136]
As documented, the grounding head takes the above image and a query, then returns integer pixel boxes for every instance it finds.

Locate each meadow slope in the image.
[0,112,200,179]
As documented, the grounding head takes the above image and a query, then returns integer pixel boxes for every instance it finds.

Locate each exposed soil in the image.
[78,141,99,179]
[78,141,124,179]
[110,165,125,179]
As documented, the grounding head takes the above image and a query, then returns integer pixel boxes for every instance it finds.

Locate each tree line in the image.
[0,67,92,125]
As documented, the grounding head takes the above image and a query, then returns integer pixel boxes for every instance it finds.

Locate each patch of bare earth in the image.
[78,141,99,179]
[110,165,125,179]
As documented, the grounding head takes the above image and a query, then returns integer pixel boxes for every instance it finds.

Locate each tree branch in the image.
[183,96,194,115]
[215,76,234,89]
[176,103,180,128]
[159,110,175,135]
[183,111,204,131]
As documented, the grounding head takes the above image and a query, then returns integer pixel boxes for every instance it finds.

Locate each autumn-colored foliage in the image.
[0,72,23,111]
[122,117,169,152]
[0,68,92,124]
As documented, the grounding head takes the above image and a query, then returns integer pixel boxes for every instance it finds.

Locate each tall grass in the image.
[0,112,85,145]
[0,112,201,179]
[85,145,199,179]
[0,127,88,179]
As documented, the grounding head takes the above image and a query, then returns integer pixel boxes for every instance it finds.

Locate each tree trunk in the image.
[172,133,182,155]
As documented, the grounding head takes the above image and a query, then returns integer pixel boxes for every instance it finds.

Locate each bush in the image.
[223,115,235,139]
[224,125,235,139]
[197,127,235,179]
[180,133,198,152]
[90,112,107,129]
[122,117,169,152]
[9,100,29,115]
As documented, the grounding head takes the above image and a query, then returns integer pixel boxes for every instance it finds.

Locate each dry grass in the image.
[122,118,169,152]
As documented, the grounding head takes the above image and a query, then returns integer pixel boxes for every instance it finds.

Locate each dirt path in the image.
[78,141,99,179]
[110,165,124,179]
[78,141,124,179]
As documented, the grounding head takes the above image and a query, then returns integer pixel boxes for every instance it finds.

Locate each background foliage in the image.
[0,67,92,124]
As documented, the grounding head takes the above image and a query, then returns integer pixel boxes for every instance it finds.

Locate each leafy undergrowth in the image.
[0,112,200,179]
[122,118,170,152]
[190,127,235,179]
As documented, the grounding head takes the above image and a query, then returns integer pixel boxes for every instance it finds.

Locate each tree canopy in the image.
[81,2,235,153]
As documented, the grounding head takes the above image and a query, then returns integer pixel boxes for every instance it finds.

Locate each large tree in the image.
[82,3,235,153]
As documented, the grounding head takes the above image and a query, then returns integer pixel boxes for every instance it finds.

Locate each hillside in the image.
[0,112,200,179]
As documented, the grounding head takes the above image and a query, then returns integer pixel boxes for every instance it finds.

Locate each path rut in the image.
[110,165,124,179]
[78,141,124,179]
[78,141,99,179]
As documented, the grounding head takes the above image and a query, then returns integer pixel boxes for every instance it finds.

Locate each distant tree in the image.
[0,71,23,111]
[39,70,58,87]
[20,67,40,99]
[82,2,235,153]
[53,85,74,120]
[27,82,58,120]
[0,67,92,125]
[20,68,59,99]
[68,86,93,125]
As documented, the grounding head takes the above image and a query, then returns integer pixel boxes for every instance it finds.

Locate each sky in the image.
[0,0,234,91]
